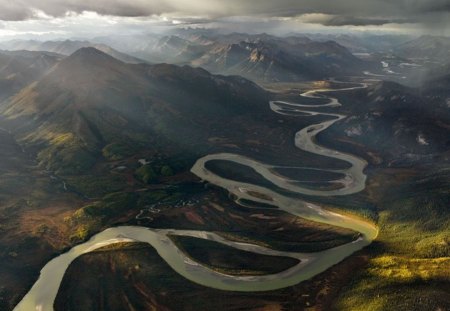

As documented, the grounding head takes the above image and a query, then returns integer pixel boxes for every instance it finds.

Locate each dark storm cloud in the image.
[0,0,415,19]
[303,15,415,27]
[0,2,34,21]
[0,0,448,29]
[0,0,173,19]
[406,0,450,13]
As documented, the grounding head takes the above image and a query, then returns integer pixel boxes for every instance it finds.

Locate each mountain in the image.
[0,40,145,64]
[304,33,413,53]
[1,47,268,174]
[134,35,211,64]
[420,64,450,105]
[188,37,368,82]
[395,35,450,63]
[91,34,162,56]
[0,50,63,101]
[319,80,450,166]
[192,32,311,45]
[426,72,450,94]
[106,32,371,82]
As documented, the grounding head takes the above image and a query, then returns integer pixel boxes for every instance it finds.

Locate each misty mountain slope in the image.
[319,80,450,166]
[136,35,212,64]
[304,33,413,53]
[0,50,63,101]
[189,38,368,82]
[395,35,450,63]
[1,47,268,174]
[0,39,145,64]
[421,64,450,100]
[190,41,299,81]
[112,32,371,82]
[181,32,312,46]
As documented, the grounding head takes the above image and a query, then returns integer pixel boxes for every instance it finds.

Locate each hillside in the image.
[0,50,62,101]
[192,38,368,82]
[318,80,450,166]
[1,47,268,174]
[395,35,450,63]
[421,64,450,99]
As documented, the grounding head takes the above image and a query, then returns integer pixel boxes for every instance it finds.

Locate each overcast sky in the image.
[0,0,448,39]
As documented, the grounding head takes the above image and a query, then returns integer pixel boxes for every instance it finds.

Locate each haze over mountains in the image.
[0,47,268,174]
[1,34,371,82]
[0,40,145,64]
[0,40,447,177]
[0,18,449,311]
[0,30,448,177]
[321,80,450,166]
[1,4,450,311]
[0,50,62,100]
[3,31,449,86]
[395,35,450,62]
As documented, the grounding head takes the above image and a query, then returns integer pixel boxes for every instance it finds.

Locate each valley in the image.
[0,26,448,311]
[12,79,379,311]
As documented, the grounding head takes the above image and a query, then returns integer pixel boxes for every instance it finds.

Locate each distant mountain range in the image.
[0,39,145,64]
[303,33,414,53]
[189,38,367,82]
[1,36,373,82]
[2,33,449,82]
[129,33,371,82]
[0,34,448,175]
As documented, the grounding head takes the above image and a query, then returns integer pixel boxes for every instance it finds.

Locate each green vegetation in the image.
[135,162,175,184]
[336,170,450,311]
[135,165,158,184]
[35,132,98,175]
[336,256,450,311]
[65,184,202,244]
[71,225,90,242]
[39,146,97,175]
[102,142,137,161]
[160,165,174,177]
[374,174,450,258]
[71,192,137,220]
[67,192,137,242]
[66,174,127,198]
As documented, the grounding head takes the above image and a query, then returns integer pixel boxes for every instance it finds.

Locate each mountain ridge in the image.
[1,47,269,174]
[0,39,146,64]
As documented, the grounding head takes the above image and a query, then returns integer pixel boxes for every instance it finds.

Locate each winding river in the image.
[14,82,378,311]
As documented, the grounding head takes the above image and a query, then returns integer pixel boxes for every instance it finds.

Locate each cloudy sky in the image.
[0,0,448,39]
